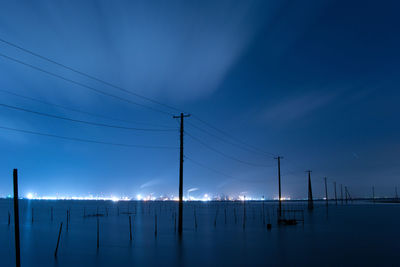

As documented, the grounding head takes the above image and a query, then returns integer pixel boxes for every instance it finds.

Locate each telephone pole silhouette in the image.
[275,156,283,218]
[306,170,313,210]
[173,113,190,236]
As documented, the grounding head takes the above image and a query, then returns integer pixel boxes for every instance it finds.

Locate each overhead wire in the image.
[0,89,174,128]
[185,131,273,168]
[0,125,178,149]
[0,103,175,132]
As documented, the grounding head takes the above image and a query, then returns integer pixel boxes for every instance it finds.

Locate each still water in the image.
[0,199,399,266]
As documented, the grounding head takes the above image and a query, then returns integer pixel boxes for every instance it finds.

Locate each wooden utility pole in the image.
[13,169,21,267]
[324,177,328,207]
[306,170,313,210]
[173,113,190,236]
[274,156,283,218]
[334,181,337,205]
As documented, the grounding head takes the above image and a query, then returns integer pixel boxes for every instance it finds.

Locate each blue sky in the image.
[0,0,399,199]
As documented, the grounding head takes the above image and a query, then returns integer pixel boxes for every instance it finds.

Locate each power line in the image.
[0,103,175,132]
[0,89,174,128]
[184,155,237,180]
[0,38,279,158]
[0,52,173,116]
[187,121,275,158]
[192,114,277,157]
[185,131,273,167]
[0,125,178,149]
[0,37,183,113]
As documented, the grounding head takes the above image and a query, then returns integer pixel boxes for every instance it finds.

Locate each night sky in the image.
[0,0,399,199]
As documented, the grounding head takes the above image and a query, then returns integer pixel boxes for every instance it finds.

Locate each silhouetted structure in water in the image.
[306,170,313,210]
[13,169,21,267]
[173,113,190,236]
[275,156,283,218]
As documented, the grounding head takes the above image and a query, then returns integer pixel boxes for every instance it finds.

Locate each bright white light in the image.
[111,196,119,202]
[136,194,142,201]
[26,193,33,199]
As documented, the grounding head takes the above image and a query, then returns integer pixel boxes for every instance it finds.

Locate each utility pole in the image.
[324,177,328,207]
[13,169,21,267]
[334,181,337,205]
[274,156,283,218]
[306,170,313,211]
[345,186,348,204]
[173,113,190,236]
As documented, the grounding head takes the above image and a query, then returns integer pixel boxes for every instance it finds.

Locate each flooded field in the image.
[1,199,399,266]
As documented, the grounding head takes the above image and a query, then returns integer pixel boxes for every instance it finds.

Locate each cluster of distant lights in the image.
[19,193,291,202]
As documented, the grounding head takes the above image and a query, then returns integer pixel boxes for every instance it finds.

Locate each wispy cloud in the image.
[261,90,339,124]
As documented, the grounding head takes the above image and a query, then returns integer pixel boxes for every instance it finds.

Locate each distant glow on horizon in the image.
[5,192,285,201]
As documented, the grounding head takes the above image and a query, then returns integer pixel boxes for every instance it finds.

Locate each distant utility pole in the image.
[324,177,328,207]
[274,156,283,218]
[334,181,337,205]
[306,170,313,210]
[173,113,190,236]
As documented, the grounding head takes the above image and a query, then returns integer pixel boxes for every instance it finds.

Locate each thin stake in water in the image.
[54,222,63,258]
[129,216,132,241]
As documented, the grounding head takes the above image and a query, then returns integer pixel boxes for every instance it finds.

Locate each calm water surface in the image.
[0,199,399,266]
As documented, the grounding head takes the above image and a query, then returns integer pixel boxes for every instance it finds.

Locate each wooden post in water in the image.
[54,222,63,258]
[129,216,132,241]
[234,207,237,224]
[307,170,313,211]
[51,207,53,221]
[97,217,99,249]
[13,169,21,267]
[31,208,34,223]
[8,211,10,225]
